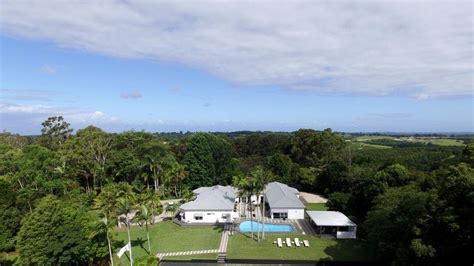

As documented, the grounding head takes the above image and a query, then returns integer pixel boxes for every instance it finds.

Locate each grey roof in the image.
[264,182,305,209]
[306,211,356,227]
[180,185,237,211]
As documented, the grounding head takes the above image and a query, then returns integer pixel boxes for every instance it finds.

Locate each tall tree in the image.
[183,134,215,188]
[290,128,346,168]
[16,196,89,265]
[63,126,112,191]
[37,116,73,150]
[363,186,438,263]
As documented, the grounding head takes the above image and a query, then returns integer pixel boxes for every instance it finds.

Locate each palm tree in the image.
[133,205,153,253]
[97,215,114,266]
[117,183,136,266]
[248,176,263,242]
[234,175,256,240]
[251,168,271,240]
[94,183,119,265]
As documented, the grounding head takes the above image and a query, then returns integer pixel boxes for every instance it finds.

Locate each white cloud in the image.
[1,89,60,101]
[120,90,143,99]
[0,102,116,126]
[40,64,57,74]
[1,0,472,98]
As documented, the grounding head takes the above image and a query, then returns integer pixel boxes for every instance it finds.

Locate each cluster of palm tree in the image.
[233,167,271,242]
[94,183,162,265]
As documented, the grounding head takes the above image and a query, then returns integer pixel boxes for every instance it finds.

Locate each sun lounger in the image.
[294,238,301,247]
[303,240,310,247]
[286,237,292,247]
[277,238,283,248]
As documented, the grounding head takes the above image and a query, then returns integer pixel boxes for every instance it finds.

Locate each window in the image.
[194,213,203,220]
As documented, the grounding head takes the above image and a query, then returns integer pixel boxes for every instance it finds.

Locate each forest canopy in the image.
[0,116,472,265]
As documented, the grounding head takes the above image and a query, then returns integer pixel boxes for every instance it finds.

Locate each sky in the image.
[0,0,473,135]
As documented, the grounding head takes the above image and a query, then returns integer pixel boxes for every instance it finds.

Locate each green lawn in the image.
[227,233,374,261]
[113,221,222,265]
[351,142,392,150]
[354,135,394,141]
[423,138,465,147]
[305,203,328,211]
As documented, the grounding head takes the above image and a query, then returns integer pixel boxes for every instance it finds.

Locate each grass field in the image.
[421,138,465,146]
[113,221,222,265]
[351,142,392,150]
[305,203,328,211]
[354,135,394,141]
[354,135,465,147]
[226,232,374,261]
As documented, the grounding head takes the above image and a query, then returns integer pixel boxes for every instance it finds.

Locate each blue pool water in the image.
[239,221,294,233]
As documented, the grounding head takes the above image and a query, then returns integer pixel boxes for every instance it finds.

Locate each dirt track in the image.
[299,192,328,204]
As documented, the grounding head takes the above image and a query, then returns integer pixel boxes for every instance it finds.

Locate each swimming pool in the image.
[239,221,294,233]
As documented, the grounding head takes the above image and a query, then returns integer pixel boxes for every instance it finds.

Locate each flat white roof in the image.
[306,211,356,227]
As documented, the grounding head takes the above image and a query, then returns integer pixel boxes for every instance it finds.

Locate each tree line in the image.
[0,116,472,264]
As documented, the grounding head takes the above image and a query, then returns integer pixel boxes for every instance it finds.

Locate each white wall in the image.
[287,209,305,219]
[270,208,305,219]
[181,211,236,223]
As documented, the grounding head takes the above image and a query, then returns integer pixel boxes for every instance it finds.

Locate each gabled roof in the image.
[264,182,304,209]
[181,185,237,211]
[306,211,356,227]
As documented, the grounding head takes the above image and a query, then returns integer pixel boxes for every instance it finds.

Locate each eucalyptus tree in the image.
[62,126,112,192]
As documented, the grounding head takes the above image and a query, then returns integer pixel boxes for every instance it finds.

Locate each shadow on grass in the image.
[132,237,150,255]
[323,239,381,264]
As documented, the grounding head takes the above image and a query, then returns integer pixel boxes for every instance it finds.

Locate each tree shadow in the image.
[132,237,150,255]
[211,225,224,233]
[113,239,126,250]
[323,239,382,265]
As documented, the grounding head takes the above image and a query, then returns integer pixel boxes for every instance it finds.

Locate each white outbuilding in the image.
[306,211,357,239]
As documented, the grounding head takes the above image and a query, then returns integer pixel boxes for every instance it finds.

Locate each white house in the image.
[306,211,357,239]
[264,182,305,219]
[179,185,239,224]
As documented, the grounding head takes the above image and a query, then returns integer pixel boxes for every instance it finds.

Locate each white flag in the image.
[117,242,131,258]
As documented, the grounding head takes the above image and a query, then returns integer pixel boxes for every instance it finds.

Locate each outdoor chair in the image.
[286,237,292,247]
[294,238,301,247]
[303,240,310,247]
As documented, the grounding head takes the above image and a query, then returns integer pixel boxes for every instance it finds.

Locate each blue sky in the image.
[0,1,473,134]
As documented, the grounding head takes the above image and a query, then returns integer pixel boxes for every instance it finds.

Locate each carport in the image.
[306,211,357,239]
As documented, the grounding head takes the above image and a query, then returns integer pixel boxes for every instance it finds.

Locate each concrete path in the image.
[217,224,231,263]
[157,249,219,260]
